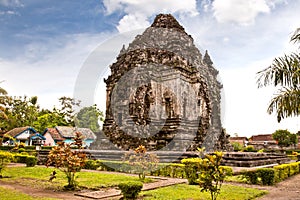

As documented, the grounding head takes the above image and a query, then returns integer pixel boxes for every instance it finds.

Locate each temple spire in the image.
[151,14,185,32]
[203,50,213,66]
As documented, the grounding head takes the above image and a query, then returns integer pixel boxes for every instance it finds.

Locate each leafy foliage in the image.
[231,142,243,151]
[257,28,300,122]
[272,129,297,148]
[74,105,104,132]
[46,132,86,190]
[123,145,159,181]
[0,96,40,131]
[118,181,143,200]
[0,151,13,177]
[26,156,37,167]
[182,152,228,200]
[198,151,226,200]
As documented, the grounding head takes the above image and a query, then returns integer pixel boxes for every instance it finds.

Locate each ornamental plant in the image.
[46,131,86,190]
[124,145,159,181]
[0,151,13,178]
[118,181,143,200]
[198,151,225,200]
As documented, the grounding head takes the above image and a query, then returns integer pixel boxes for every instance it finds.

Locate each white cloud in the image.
[103,0,198,32]
[0,0,23,7]
[0,32,114,109]
[117,13,150,33]
[212,0,271,25]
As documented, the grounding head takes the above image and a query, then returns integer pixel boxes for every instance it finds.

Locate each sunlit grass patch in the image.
[0,186,58,200]
[141,184,267,200]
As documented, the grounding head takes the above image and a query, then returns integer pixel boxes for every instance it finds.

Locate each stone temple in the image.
[92,14,228,152]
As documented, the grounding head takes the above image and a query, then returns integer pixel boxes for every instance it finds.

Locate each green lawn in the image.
[1,166,268,200]
[2,166,151,190]
[141,184,267,200]
[0,186,58,200]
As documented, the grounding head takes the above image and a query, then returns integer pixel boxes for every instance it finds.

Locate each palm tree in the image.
[257,28,300,122]
[0,80,8,120]
[0,81,7,95]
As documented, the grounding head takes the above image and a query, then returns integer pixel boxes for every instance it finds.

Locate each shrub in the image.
[123,145,159,181]
[257,168,275,185]
[231,142,243,151]
[18,148,26,153]
[84,160,99,170]
[198,152,226,200]
[26,156,37,167]
[242,170,258,184]
[243,145,256,152]
[14,154,28,163]
[46,132,86,190]
[181,157,201,185]
[151,163,186,178]
[220,166,233,176]
[0,151,14,177]
[118,181,143,200]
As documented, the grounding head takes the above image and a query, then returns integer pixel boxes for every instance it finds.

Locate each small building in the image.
[43,128,64,146]
[229,136,248,147]
[3,126,45,146]
[42,126,96,147]
[248,134,278,150]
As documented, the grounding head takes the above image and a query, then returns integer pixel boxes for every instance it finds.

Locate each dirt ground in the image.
[1,173,300,199]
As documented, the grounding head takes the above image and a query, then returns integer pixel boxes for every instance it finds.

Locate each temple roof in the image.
[150,14,185,32]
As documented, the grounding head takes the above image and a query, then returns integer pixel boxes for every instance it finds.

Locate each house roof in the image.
[77,127,96,140]
[43,128,64,141]
[5,126,37,138]
[229,136,248,141]
[250,134,274,141]
[55,126,96,140]
[29,133,46,140]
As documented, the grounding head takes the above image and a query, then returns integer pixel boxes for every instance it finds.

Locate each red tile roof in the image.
[44,128,64,141]
[5,126,33,138]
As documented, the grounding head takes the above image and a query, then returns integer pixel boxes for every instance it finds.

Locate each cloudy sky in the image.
[0,0,299,137]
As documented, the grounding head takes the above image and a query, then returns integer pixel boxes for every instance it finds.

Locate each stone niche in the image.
[99,14,224,151]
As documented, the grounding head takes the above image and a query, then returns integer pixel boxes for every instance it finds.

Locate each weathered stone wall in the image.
[98,14,223,151]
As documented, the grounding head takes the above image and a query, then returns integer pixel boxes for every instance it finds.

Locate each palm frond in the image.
[0,87,7,95]
[291,28,300,44]
[267,87,300,122]
[257,53,300,88]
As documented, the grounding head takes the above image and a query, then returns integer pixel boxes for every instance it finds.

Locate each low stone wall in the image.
[221,152,290,167]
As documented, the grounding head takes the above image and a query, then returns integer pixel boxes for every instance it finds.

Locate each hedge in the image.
[118,181,143,200]
[241,162,300,185]
[83,159,233,181]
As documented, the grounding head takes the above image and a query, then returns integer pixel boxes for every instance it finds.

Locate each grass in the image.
[141,184,267,200]
[0,186,58,200]
[2,166,152,190]
[1,166,268,200]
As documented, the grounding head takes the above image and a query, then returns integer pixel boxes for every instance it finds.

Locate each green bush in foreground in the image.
[182,151,228,200]
[241,162,300,185]
[0,151,14,177]
[26,156,37,167]
[118,181,143,200]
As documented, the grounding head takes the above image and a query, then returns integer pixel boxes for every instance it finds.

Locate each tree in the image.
[198,151,226,200]
[46,132,86,190]
[272,129,297,149]
[33,111,68,133]
[0,81,7,95]
[123,145,159,181]
[257,28,300,122]
[74,105,104,132]
[0,96,40,131]
[55,96,80,126]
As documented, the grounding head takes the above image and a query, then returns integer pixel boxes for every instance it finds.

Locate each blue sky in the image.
[0,0,299,136]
